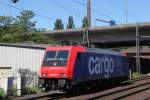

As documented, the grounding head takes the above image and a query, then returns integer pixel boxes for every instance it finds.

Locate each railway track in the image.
[12,90,65,100]
[88,79,150,100]
[126,75,150,83]
[60,76,150,100]
[12,76,150,100]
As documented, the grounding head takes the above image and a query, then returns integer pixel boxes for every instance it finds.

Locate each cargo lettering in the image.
[88,56,114,78]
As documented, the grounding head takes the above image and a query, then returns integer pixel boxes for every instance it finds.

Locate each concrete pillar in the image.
[0,78,7,94]
[17,75,21,96]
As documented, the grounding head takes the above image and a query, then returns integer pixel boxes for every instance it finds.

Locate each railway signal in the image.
[11,0,19,3]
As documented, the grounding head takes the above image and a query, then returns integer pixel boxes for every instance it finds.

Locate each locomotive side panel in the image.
[73,52,129,83]
[73,53,82,83]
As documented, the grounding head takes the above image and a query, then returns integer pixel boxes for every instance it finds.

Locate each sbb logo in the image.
[88,56,114,78]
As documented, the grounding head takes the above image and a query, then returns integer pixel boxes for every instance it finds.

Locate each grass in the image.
[25,86,42,95]
[0,88,6,99]
[132,72,141,78]
[12,86,18,96]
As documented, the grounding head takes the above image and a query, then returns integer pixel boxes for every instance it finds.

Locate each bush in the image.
[13,86,17,96]
[0,88,6,99]
[132,72,141,78]
[25,86,41,95]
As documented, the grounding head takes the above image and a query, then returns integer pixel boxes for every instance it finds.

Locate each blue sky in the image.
[0,0,150,30]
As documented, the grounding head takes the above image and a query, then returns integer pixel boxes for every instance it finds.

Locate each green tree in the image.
[54,19,64,30]
[66,16,75,29]
[16,10,36,39]
[0,16,14,34]
[0,10,55,44]
[0,16,17,42]
[81,17,88,28]
[0,16,13,28]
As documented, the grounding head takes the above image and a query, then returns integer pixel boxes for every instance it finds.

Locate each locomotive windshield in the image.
[43,50,69,66]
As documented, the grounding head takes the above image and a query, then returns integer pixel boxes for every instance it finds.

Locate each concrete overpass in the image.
[44,22,150,48]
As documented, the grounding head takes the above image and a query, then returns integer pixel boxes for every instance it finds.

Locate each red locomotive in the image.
[39,44,129,91]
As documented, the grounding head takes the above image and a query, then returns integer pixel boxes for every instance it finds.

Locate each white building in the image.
[0,43,48,94]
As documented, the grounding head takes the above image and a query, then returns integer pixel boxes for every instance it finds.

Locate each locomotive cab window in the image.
[57,50,69,60]
[44,51,56,60]
[43,50,69,66]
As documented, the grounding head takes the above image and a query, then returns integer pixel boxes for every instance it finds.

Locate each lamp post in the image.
[95,19,116,25]
[11,0,19,3]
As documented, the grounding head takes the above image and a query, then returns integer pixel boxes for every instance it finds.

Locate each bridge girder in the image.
[44,22,150,48]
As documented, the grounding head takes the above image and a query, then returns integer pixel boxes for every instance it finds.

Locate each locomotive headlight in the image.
[42,73,47,77]
[60,73,67,77]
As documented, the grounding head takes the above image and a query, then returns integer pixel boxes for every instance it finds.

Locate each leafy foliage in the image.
[16,10,36,34]
[0,10,54,44]
[13,86,18,96]
[0,88,6,98]
[66,16,75,29]
[54,19,64,30]
[25,86,41,94]
[0,16,13,28]
[132,72,141,78]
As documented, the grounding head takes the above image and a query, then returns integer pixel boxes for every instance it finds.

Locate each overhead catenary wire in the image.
[59,0,96,26]
[51,0,94,28]
[0,1,55,21]
[51,0,84,19]
[107,0,138,22]
[57,0,96,26]
[73,0,109,18]
[60,0,86,17]
[9,0,12,17]
[108,0,125,12]
[72,0,86,6]
[72,0,122,24]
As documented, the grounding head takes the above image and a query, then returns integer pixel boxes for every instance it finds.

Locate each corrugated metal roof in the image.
[0,43,52,50]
